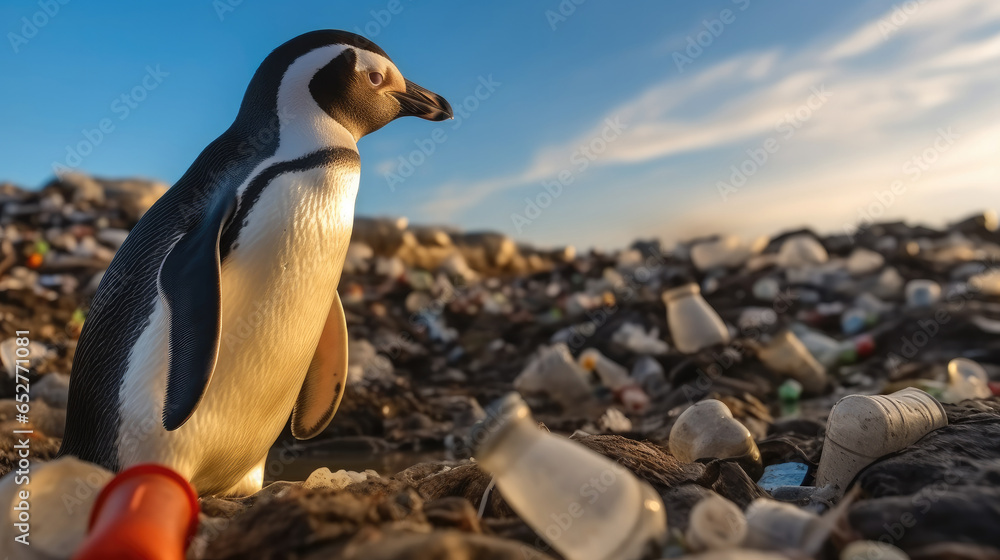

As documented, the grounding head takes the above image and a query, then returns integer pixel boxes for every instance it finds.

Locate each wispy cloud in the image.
[420,0,1000,238]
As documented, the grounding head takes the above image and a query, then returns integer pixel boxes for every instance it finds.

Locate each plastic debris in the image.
[685,494,747,552]
[905,279,941,308]
[845,248,884,276]
[757,462,809,492]
[471,393,667,560]
[303,468,376,491]
[754,330,828,394]
[611,322,669,355]
[816,387,947,495]
[942,357,992,402]
[75,463,198,560]
[840,541,909,560]
[662,283,730,354]
[690,235,763,271]
[579,348,650,413]
[776,235,828,268]
[669,399,763,480]
[743,499,830,553]
[514,344,595,413]
[0,457,113,560]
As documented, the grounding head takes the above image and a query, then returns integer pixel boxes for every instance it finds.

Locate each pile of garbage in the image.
[2,173,1000,559]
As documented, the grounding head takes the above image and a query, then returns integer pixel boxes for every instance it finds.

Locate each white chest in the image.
[116,163,359,494]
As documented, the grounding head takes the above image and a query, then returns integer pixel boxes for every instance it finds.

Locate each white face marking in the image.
[273,44,356,158]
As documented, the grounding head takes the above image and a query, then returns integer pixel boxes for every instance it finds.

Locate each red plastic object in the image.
[74,463,199,560]
[990,381,1000,397]
[854,334,875,358]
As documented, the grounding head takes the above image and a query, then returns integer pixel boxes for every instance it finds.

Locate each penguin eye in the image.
[368,72,384,86]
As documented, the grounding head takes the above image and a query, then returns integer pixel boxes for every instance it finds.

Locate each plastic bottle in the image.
[754,330,827,394]
[471,393,667,560]
[815,388,947,495]
[74,463,199,560]
[669,399,763,480]
[662,284,730,354]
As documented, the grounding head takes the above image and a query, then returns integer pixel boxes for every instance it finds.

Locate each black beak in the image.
[391,79,453,121]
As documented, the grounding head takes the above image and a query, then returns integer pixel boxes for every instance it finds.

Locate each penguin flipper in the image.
[291,291,350,439]
[157,196,235,431]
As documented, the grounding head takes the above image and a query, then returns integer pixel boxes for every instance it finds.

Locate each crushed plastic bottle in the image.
[816,387,947,495]
[662,284,730,354]
[471,393,667,560]
[669,399,763,480]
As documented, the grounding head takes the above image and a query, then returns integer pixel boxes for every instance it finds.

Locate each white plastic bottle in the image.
[662,283,730,354]
[472,393,667,560]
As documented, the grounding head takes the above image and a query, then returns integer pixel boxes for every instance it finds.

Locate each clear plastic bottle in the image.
[662,283,730,354]
[472,393,667,560]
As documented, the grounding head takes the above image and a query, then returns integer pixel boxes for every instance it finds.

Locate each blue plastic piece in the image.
[757,462,809,492]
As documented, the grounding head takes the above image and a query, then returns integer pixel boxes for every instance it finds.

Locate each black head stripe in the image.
[308,48,360,131]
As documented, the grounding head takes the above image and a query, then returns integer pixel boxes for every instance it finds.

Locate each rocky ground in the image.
[1,174,1000,559]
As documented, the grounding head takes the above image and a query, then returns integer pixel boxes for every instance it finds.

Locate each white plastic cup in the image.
[472,393,667,560]
[662,284,730,354]
[816,387,947,494]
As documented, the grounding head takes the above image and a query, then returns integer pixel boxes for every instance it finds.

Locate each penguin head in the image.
[240,30,452,146]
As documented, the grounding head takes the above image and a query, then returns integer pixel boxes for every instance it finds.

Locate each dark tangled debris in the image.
[2,173,1000,558]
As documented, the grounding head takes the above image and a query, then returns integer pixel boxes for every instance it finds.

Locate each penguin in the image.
[58,30,452,496]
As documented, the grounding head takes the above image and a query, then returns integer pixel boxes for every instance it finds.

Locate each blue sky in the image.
[2,0,998,250]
